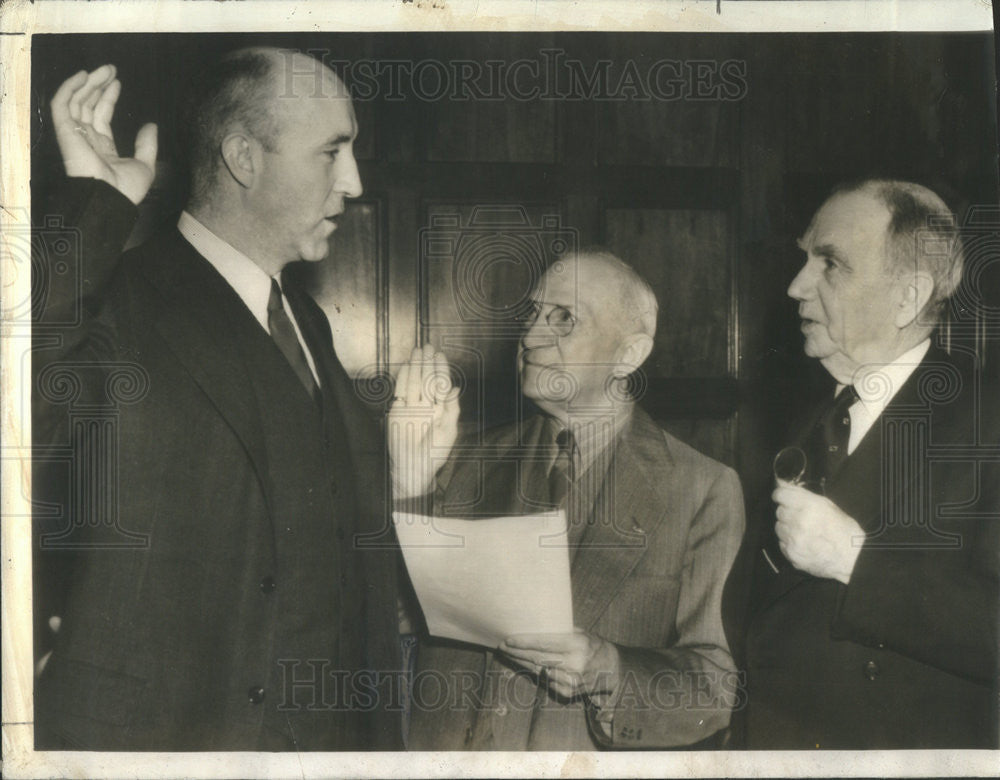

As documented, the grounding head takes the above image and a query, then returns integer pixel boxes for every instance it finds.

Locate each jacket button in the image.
[863,660,880,681]
[464,725,474,744]
[496,703,508,716]
[248,686,266,704]
[259,576,276,594]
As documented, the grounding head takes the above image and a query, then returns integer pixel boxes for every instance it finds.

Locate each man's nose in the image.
[787,259,816,301]
[335,152,363,199]
[521,317,556,350]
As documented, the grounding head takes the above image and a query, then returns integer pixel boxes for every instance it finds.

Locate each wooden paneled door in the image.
[298,33,745,467]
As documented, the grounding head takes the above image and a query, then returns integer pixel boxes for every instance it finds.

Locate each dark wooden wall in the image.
[31,32,1000,503]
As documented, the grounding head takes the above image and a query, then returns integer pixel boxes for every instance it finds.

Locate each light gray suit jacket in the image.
[406,407,745,750]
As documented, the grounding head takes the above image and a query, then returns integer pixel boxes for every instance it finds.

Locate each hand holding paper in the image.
[393,510,574,648]
[500,630,621,700]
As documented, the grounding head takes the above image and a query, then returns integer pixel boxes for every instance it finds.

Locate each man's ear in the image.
[894,271,935,329]
[614,333,654,377]
[220,133,257,189]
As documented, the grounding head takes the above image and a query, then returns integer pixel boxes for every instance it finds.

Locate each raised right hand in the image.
[388,344,460,500]
[50,65,158,205]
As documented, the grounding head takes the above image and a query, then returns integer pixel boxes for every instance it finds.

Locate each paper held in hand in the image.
[392,510,574,648]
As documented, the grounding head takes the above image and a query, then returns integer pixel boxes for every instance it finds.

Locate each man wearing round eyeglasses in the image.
[393,248,745,750]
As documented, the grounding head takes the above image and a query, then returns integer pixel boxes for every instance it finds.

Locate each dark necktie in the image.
[547,428,576,509]
[806,385,858,486]
[267,278,319,400]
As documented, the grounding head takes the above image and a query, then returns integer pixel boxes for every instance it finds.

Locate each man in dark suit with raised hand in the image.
[741,179,999,748]
[33,49,402,750]
[392,249,745,750]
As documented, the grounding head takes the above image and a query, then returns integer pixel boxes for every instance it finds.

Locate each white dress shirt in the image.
[840,339,930,454]
[177,211,320,386]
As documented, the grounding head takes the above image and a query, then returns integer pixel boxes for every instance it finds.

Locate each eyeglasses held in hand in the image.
[773,446,825,494]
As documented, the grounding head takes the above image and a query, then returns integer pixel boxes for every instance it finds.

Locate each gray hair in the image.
[839,179,964,318]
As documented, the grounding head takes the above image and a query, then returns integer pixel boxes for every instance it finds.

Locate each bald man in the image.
[738,180,1000,748]
[33,49,402,750]
[393,250,745,750]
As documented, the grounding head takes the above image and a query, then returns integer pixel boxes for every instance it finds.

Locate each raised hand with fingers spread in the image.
[34,50,406,751]
[50,64,158,205]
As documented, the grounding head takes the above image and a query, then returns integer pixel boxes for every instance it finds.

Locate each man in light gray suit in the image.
[390,249,745,750]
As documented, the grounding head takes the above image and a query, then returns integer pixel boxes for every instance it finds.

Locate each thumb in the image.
[134,122,158,170]
[442,387,461,420]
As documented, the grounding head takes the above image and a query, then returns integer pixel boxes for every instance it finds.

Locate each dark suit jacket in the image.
[32,180,403,750]
[738,345,999,749]
[407,408,745,750]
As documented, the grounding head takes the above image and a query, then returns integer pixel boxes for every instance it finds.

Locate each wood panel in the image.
[295,200,384,378]
[604,208,732,378]
[420,38,559,163]
[592,38,741,168]
[418,201,573,426]
[419,201,570,357]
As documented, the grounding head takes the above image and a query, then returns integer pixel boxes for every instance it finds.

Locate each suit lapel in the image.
[827,346,953,531]
[755,347,953,608]
[571,408,672,630]
[138,230,271,504]
[284,280,368,456]
[439,415,551,518]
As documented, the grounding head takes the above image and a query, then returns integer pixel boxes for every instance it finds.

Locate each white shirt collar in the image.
[176,211,321,386]
[177,210,274,333]
[842,339,931,410]
[839,339,931,454]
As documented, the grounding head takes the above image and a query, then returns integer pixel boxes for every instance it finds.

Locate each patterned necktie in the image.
[807,385,858,487]
[267,278,319,401]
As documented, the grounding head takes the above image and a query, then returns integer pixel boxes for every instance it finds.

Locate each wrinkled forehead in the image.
[800,190,890,250]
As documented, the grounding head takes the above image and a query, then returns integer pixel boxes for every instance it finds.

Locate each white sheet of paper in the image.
[393,510,574,648]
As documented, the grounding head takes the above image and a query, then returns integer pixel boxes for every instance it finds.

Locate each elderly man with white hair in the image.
[391,248,746,750]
